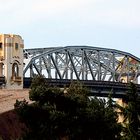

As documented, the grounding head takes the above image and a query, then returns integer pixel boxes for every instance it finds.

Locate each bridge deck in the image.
[24,78,140,98]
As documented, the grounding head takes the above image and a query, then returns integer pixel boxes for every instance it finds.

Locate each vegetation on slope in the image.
[0,75,139,140]
[15,76,122,140]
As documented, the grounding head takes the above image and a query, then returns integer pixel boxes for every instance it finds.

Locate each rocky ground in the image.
[0,89,30,113]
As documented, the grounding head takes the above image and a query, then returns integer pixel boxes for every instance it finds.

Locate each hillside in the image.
[0,89,30,140]
[0,110,27,140]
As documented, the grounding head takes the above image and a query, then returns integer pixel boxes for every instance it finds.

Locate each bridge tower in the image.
[0,34,24,89]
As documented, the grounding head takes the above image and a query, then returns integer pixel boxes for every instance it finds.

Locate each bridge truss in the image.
[23,46,140,83]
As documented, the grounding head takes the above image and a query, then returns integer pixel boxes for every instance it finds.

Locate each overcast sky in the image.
[0,0,140,57]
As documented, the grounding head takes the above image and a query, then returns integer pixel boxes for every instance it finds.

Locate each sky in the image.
[0,0,140,57]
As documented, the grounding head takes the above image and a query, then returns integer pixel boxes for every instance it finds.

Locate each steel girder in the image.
[23,46,140,83]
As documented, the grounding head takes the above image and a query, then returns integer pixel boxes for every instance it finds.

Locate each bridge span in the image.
[24,46,140,82]
[22,46,140,98]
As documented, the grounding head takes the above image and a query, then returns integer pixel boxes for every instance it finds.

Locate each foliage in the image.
[117,82,140,140]
[15,76,122,140]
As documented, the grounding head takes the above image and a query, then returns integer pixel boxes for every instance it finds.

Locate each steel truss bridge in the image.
[23,46,140,97]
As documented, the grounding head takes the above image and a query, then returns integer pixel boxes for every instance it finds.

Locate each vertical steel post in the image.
[112,53,115,82]
[55,53,58,79]
[98,51,101,80]
[39,57,42,75]
[82,49,85,80]
[65,52,68,79]
[48,55,51,78]
[126,56,130,83]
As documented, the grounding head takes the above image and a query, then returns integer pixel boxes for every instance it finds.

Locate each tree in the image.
[117,82,140,140]
[15,76,122,140]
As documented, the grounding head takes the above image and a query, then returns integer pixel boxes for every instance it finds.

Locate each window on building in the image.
[0,43,2,49]
[12,63,19,77]
[0,63,4,76]
[15,43,18,50]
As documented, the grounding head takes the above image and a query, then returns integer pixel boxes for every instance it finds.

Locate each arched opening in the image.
[11,61,22,83]
[0,63,4,76]
[0,63,5,85]
[12,63,19,77]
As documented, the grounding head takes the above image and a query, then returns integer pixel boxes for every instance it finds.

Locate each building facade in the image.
[0,34,24,89]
